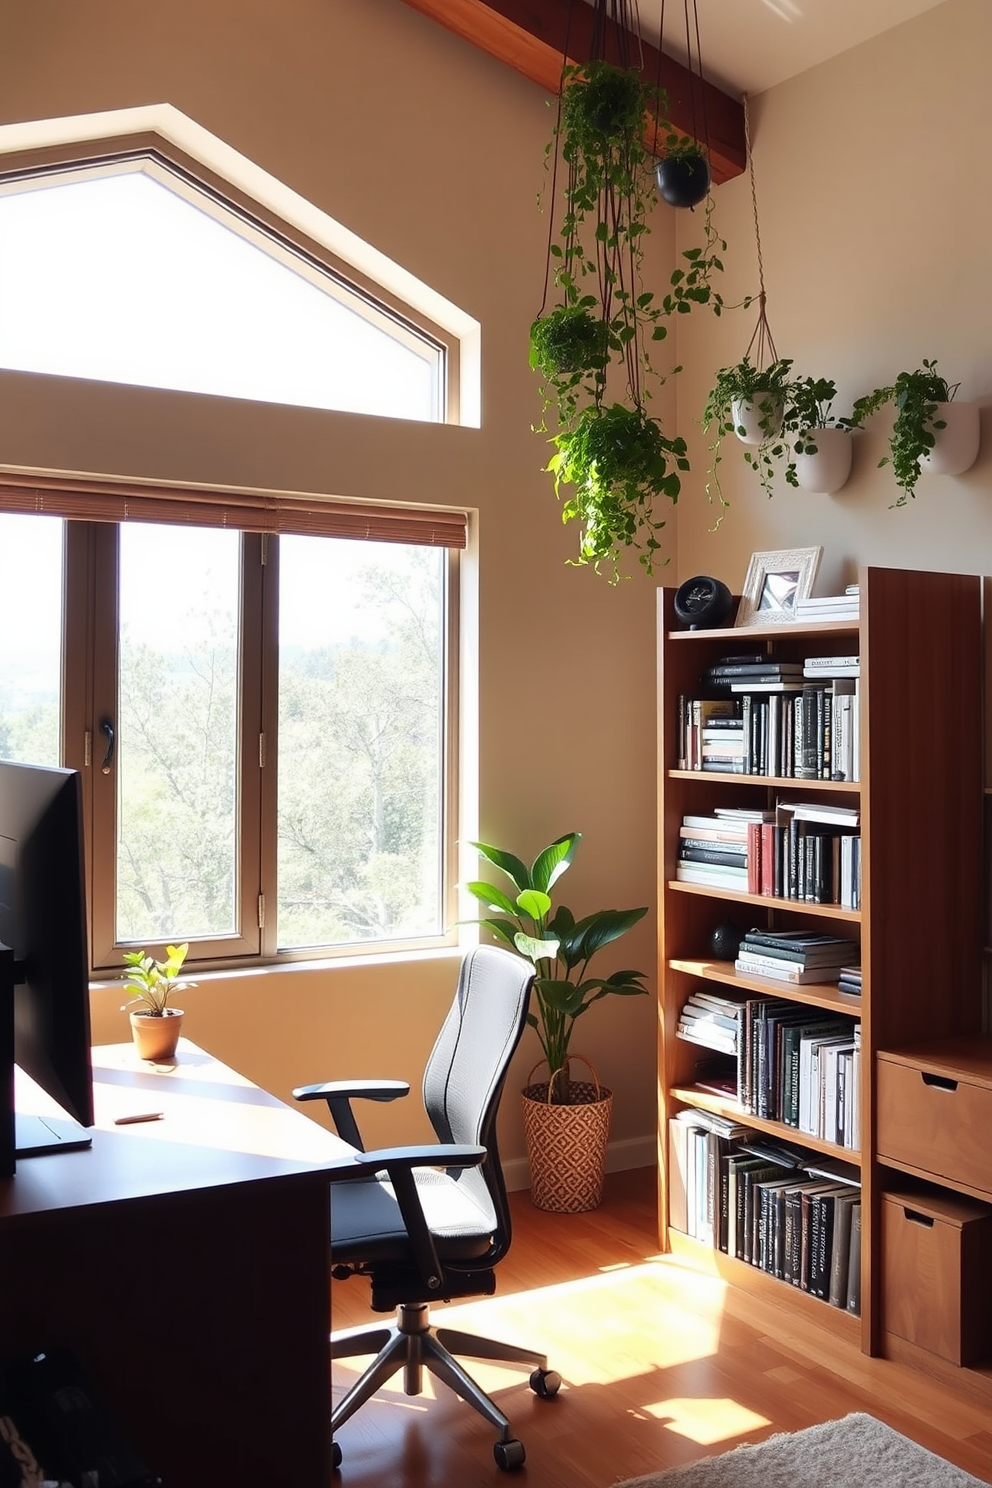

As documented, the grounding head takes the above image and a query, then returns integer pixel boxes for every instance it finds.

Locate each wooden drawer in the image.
[876,1053,992,1198]
[882,1186,992,1365]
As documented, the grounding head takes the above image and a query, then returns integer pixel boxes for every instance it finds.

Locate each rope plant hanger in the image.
[652,0,711,208]
[700,92,796,508]
[530,0,728,582]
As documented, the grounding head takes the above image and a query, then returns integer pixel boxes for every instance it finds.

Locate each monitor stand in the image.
[15,1110,92,1158]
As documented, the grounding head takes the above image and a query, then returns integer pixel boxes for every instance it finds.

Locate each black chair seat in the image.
[331,1164,498,1264]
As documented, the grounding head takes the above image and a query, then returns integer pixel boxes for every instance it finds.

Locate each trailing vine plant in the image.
[529,8,726,584]
[849,359,957,505]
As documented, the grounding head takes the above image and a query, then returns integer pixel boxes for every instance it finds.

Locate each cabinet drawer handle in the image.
[904,1208,934,1227]
[921,1072,958,1092]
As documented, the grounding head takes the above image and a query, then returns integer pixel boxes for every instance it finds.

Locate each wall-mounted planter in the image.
[794,427,854,494]
[732,395,784,446]
[920,401,981,476]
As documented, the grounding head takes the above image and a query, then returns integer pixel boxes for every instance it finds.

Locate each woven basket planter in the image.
[521,1058,613,1213]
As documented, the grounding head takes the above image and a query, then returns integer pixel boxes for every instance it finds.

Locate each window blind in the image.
[0,472,467,548]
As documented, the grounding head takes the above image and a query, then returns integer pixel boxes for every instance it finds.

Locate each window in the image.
[0,509,458,973]
[0,160,446,419]
[0,132,470,974]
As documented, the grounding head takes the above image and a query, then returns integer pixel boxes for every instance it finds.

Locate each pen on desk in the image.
[114,1112,165,1126]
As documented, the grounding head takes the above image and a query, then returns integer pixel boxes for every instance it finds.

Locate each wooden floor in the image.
[331,1167,992,1487]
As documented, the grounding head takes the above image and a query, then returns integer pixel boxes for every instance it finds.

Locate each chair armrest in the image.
[293,1079,410,1152]
[294,1079,410,1103]
[328,1142,487,1182]
[328,1144,488,1297]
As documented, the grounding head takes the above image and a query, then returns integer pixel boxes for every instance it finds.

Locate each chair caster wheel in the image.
[494,1437,526,1471]
[529,1367,561,1398]
[332,1439,342,1471]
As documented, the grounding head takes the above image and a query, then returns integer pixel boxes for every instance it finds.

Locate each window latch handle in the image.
[100,719,115,775]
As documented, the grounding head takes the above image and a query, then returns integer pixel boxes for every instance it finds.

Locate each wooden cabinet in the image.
[656,567,984,1364]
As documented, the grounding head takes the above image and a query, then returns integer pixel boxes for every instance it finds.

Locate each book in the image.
[706,663,803,680]
[734,952,843,984]
[729,680,805,694]
[680,845,749,867]
[742,929,857,954]
[828,1189,859,1308]
[676,862,749,888]
[739,932,858,965]
[791,801,860,826]
[803,655,860,670]
[846,1201,863,1314]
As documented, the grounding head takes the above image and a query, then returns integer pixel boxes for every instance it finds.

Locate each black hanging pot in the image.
[654,151,711,209]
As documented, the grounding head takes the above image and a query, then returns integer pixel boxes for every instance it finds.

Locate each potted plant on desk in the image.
[120,943,195,1062]
[464,832,648,1213]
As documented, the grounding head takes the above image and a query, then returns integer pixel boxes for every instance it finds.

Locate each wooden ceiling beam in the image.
[397,0,746,183]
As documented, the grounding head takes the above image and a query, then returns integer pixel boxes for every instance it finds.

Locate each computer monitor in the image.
[0,759,93,1175]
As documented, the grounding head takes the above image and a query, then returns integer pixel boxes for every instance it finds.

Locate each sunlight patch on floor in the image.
[640,1396,770,1445]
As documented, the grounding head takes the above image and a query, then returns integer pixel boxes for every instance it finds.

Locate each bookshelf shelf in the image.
[667,1230,862,1341]
[669,958,862,1016]
[668,881,861,922]
[657,567,984,1366]
[671,1085,860,1161]
[670,770,861,793]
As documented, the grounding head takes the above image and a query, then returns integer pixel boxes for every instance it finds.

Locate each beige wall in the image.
[673,0,992,594]
[0,0,672,1169]
[8,0,986,1177]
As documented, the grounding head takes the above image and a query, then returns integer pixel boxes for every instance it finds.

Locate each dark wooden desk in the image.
[0,1040,350,1487]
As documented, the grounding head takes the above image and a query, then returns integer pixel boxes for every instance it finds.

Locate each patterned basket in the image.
[521,1057,613,1213]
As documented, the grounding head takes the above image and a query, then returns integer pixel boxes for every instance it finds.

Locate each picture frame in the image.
[734,546,822,627]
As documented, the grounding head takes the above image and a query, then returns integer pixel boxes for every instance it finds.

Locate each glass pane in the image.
[0,514,63,766]
[277,539,444,949]
[116,524,240,943]
[0,169,441,419]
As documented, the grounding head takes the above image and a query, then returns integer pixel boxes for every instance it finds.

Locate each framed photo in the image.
[734,546,822,627]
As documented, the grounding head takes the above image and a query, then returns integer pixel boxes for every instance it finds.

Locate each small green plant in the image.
[850,359,957,505]
[464,832,648,1103]
[547,402,688,582]
[701,356,795,506]
[120,943,195,1016]
[785,376,854,487]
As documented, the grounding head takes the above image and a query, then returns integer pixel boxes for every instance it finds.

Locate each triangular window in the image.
[0,157,444,420]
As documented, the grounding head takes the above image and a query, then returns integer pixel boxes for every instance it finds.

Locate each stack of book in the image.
[668,1120,862,1311]
[838,965,862,997]
[794,586,860,623]
[678,672,860,781]
[735,928,859,984]
[704,654,805,695]
[676,987,746,1057]
[676,809,773,890]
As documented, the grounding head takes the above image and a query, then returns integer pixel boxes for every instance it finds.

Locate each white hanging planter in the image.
[732,394,784,446]
[793,427,854,494]
[920,400,980,475]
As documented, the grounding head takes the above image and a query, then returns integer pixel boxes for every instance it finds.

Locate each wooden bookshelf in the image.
[657,567,984,1368]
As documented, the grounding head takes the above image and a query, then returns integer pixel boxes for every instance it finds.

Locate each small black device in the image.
[673,575,733,630]
[709,921,744,961]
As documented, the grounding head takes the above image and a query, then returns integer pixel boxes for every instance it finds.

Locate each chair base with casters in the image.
[330,1299,561,1472]
[296,944,561,1474]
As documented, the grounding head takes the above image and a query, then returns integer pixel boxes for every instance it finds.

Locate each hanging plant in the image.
[654,140,711,209]
[850,360,976,505]
[702,353,794,504]
[531,10,727,577]
[547,402,688,583]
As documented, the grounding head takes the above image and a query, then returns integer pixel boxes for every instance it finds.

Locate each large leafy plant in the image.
[850,359,957,505]
[464,832,648,1103]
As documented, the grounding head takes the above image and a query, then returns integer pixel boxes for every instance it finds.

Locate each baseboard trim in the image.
[502,1134,656,1194]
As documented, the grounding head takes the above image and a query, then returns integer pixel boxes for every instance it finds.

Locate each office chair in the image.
[294,944,561,1473]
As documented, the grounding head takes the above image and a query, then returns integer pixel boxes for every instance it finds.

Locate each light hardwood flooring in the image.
[330,1168,992,1487]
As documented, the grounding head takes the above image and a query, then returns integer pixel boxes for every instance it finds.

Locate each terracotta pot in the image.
[129,1008,184,1062]
[794,427,854,494]
[919,400,980,475]
[732,394,784,445]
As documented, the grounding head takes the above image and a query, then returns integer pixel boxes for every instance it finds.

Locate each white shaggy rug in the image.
[614,1412,988,1487]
